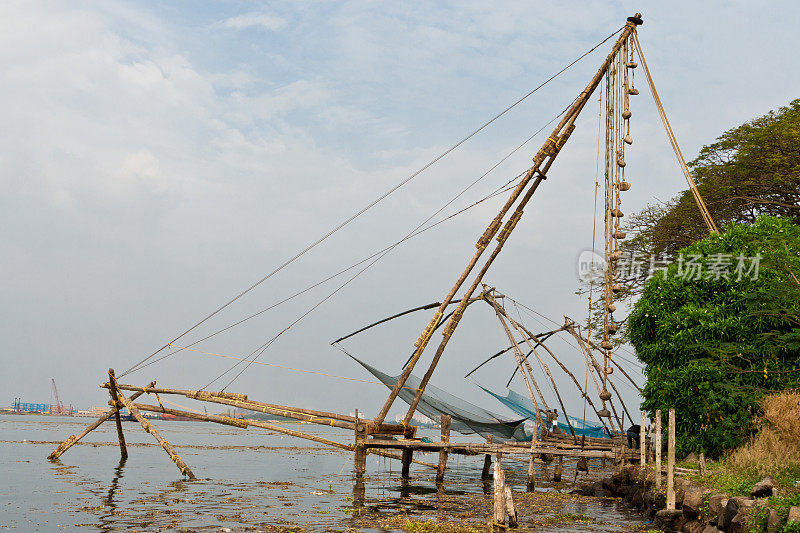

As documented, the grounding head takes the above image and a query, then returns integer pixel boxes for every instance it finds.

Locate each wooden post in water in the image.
[492,452,507,531]
[666,408,675,510]
[481,434,493,481]
[527,418,537,492]
[553,455,563,482]
[48,381,155,461]
[504,477,518,529]
[108,369,195,480]
[107,373,128,459]
[401,450,413,479]
[354,409,367,478]
[655,409,662,490]
[436,414,451,483]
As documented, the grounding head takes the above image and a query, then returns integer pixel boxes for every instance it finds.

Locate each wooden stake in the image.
[553,455,563,482]
[107,372,128,459]
[354,409,367,478]
[666,408,675,510]
[48,381,155,461]
[527,418,537,492]
[640,411,646,467]
[482,434,493,481]
[504,481,518,529]
[699,452,707,476]
[108,369,196,480]
[655,409,662,490]
[436,414,451,483]
[493,453,507,530]
[401,449,412,479]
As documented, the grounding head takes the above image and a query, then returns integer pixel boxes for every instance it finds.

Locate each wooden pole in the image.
[107,369,196,480]
[401,449,413,479]
[640,411,646,467]
[504,478,518,529]
[48,381,155,461]
[553,455,563,482]
[354,409,367,478]
[500,309,576,438]
[104,383,408,435]
[436,414,451,483]
[655,409,662,490]
[699,452,707,476]
[482,434,493,481]
[527,418,537,492]
[375,14,644,427]
[107,373,128,459]
[666,408,675,510]
[493,452,507,530]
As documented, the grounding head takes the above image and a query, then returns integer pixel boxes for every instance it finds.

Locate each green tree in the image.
[628,216,800,457]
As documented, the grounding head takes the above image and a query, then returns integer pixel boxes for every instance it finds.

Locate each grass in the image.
[684,392,800,532]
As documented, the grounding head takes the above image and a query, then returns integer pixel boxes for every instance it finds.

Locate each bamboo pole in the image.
[436,414,451,483]
[527,418,537,492]
[496,305,577,438]
[640,411,646,467]
[108,369,196,480]
[493,453,507,530]
[493,307,544,432]
[482,434,493,481]
[354,409,366,478]
[655,409,662,490]
[375,15,643,427]
[666,408,675,510]
[48,381,155,461]
[107,375,128,459]
[104,383,407,434]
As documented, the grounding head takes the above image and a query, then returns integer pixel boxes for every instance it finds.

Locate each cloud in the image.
[216,12,286,31]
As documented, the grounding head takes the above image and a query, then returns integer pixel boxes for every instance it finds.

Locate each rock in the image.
[684,451,699,463]
[701,526,721,533]
[766,508,781,533]
[708,494,728,525]
[682,489,704,518]
[590,480,612,498]
[722,498,739,531]
[630,487,643,508]
[676,488,686,507]
[655,508,684,531]
[789,505,800,523]
[681,519,704,533]
[721,497,754,532]
[751,476,777,498]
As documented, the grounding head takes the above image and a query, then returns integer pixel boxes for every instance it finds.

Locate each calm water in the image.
[0,415,647,531]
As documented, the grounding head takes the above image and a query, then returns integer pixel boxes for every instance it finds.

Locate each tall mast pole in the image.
[373,13,644,427]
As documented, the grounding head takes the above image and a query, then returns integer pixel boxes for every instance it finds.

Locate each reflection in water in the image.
[99,457,126,531]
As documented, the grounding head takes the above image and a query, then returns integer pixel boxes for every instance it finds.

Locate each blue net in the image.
[349,355,529,442]
[477,386,610,439]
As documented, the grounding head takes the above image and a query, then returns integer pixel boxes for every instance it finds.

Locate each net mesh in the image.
[477,386,610,439]
[349,355,528,442]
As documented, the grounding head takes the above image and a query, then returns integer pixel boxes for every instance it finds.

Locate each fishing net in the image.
[477,386,610,439]
[349,355,529,442]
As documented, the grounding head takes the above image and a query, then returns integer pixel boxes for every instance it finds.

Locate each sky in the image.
[2,1,799,427]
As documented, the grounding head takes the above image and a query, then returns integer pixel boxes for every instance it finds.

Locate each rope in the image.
[172,345,385,385]
[584,83,604,445]
[119,28,623,380]
[201,108,576,391]
[127,109,566,381]
[631,30,718,234]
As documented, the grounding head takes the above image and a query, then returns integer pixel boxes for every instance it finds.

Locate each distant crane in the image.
[51,378,66,415]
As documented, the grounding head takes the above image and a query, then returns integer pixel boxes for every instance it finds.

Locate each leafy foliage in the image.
[628,217,800,457]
